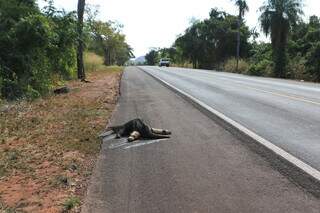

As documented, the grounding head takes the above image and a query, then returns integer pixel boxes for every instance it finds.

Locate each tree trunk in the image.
[103,47,109,65]
[77,0,86,81]
[236,16,241,73]
[272,21,288,79]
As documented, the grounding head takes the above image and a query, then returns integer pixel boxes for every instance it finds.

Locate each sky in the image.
[38,0,320,58]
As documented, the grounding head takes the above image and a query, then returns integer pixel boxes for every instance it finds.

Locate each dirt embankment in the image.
[0,68,123,212]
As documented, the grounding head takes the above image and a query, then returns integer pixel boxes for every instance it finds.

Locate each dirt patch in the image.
[0,67,123,212]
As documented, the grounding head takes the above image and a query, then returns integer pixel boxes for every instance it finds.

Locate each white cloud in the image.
[38,0,320,57]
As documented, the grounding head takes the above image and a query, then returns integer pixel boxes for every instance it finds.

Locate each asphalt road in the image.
[82,67,320,213]
[141,66,320,172]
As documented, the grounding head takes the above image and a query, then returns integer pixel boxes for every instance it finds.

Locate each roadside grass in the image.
[224,58,250,74]
[171,63,193,68]
[0,52,123,212]
[0,202,17,213]
[84,52,123,74]
[62,196,81,212]
[84,52,105,72]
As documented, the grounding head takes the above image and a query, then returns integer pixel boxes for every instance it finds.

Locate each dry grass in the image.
[171,63,193,68]
[224,58,249,74]
[0,53,123,212]
[84,52,104,73]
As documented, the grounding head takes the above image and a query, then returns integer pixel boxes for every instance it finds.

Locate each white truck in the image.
[159,58,170,67]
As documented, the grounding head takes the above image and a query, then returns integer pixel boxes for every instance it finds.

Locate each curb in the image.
[138,66,320,197]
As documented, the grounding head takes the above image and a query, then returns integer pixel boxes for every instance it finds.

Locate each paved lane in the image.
[82,67,320,213]
[141,66,320,171]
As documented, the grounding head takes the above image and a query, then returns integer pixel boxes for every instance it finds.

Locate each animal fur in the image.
[106,118,171,142]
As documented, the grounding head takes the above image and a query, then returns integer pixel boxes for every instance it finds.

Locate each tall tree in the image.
[145,49,158,65]
[175,8,251,69]
[232,0,249,73]
[259,0,303,78]
[77,0,86,81]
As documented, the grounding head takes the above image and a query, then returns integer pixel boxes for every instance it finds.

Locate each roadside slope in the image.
[82,67,320,213]
[0,67,122,212]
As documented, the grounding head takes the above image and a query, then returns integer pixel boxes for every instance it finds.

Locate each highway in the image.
[141,66,320,171]
[82,67,320,213]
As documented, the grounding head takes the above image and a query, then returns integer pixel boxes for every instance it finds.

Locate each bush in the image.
[5,14,54,99]
[224,58,249,74]
[287,55,309,80]
[63,196,80,211]
[248,59,273,76]
[306,42,320,82]
[84,52,105,72]
[0,1,77,100]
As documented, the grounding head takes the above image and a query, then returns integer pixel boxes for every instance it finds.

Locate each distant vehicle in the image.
[159,58,170,67]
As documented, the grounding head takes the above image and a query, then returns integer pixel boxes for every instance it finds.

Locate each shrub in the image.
[84,52,105,72]
[0,2,77,100]
[224,58,249,74]
[248,59,273,76]
[63,196,80,211]
[306,42,320,82]
[287,55,309,80]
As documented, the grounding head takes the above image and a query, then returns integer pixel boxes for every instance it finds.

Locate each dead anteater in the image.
[105,118,171,142]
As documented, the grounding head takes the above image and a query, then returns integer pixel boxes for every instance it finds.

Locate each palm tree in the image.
[259,0,303,78]
[232,0,249,73]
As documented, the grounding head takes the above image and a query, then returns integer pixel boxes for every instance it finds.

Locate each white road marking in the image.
[102,134,117,143]
[143,67,320,181]
[109,139,130,149]
[124,139,168,149]
[156,67,320,106]
[217,77,320,106]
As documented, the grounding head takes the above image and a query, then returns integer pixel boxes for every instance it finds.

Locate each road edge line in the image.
[138,66,320,189]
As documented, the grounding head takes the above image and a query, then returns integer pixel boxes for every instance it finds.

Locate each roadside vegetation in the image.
[145,0,320,82]
[0,0,133,102]
[0,0,129,212]
[0,52,123,212]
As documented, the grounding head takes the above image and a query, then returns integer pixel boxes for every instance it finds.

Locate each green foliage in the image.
[87,17,134,66]
[46,10,78,79]
[63,196,80,211]
[0,0,78,100]
[145,49,159,65]
[284,15,320,81]
[224,58,249,73]
[259,0,304,78]
[287,55,307,80]
[233,0,249,17]
[248,59,273,76]
[306,42,320,81]
[174,8,251,69]
[149,5,320,83]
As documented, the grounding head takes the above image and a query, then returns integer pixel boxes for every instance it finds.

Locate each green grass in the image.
[62,196,80,212]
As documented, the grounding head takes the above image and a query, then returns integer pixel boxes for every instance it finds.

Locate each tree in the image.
[145,49,158,65]
[88,20,134,66]
[232,0,249,73]
[77,0,86,81]
[175,8,251,69]
[306,42,320,82]
[259,0,303,78]
[0,0,78,100]
[175,21,203,68]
